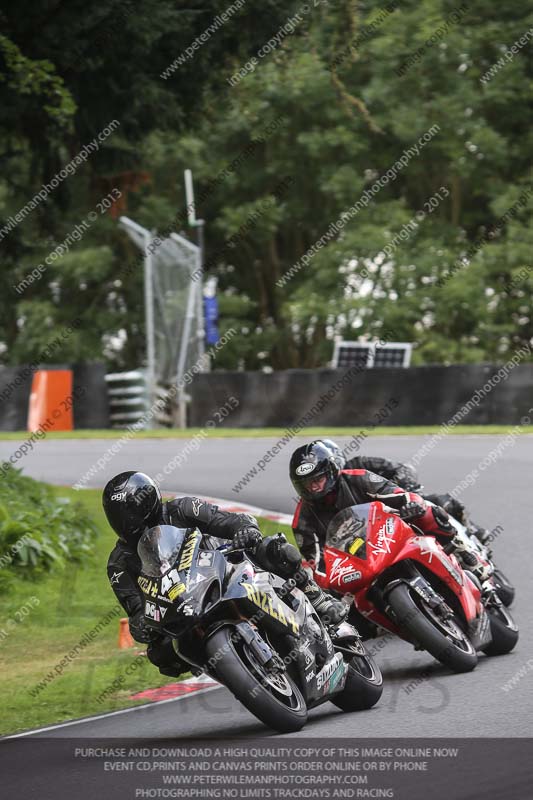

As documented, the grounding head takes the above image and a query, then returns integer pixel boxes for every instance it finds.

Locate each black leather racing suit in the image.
[107,496,260,675]
[345,456,421,491]
[346,455,469,525]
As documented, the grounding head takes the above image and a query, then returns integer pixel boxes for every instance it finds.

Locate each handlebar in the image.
[217,543,249,555]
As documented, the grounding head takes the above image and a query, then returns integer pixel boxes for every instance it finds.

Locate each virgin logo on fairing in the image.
[330,556,362,584]
[369,517,396,555]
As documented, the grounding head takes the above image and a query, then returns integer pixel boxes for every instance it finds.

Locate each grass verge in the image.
[0,487,292,736]
[0,425,532,441]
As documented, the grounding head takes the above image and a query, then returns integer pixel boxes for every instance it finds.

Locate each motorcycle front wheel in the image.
[205,625,307,733]
[387,583,478,673]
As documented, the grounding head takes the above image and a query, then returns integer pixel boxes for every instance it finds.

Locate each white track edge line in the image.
[2,684,221,739]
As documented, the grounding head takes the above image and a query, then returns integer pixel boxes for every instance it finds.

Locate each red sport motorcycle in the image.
[318,502,518,673]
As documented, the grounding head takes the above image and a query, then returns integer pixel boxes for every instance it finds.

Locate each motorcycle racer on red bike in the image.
[289,442,491,636]
[319,438,515,607]
[320,438,491,546]
[322,497,518,671]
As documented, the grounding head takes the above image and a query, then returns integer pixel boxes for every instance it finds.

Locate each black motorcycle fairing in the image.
[224,562,304,638]
[137,525,227,636]
[210,560,351,707]
[136,531,371,712]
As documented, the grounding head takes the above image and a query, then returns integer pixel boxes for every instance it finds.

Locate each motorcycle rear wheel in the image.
[205,625,307,733]
[387,583,478,673]
[331,644,383,712]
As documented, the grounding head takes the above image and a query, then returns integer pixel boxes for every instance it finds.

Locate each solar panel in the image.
[335,345,371,369]
[332,342,412,369]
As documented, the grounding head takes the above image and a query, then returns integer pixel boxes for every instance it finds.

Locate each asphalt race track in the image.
[2,434,532,739]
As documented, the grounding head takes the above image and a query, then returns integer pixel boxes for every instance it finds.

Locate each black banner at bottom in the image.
[1,738,531,800]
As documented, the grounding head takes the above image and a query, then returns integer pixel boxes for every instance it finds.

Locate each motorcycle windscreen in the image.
[138,525,189,577]
[325,504,372,559]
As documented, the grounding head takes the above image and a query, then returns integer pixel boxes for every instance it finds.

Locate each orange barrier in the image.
[118,617,135,649]
[27,370,74,432]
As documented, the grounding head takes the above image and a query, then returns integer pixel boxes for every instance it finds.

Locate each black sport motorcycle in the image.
[137,524,383,733]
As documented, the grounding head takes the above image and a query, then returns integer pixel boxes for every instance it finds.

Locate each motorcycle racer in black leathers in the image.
[104,471,347,678]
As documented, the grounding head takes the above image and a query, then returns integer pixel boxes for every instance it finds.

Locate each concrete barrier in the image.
[0,363,109,431]
[188,364,533,427]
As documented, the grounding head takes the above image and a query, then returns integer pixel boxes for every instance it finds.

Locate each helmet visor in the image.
[292,465,336,500]
[302,474,328,495]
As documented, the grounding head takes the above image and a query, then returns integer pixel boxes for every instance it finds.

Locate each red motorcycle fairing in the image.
[321,501,482,635]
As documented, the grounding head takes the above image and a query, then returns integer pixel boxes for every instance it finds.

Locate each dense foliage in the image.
[0,465,97,590]
[0,0,531,370]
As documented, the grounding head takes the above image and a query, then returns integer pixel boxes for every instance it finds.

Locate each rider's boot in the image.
[257,534,348,626]
[449,535,492,582]
[294,567,348,626]
[147,636,190,679]
[158,661,189,679]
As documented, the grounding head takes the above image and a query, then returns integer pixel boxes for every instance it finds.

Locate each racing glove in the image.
[398,501,426,522]
[232,527,263,551]
[431,505,454,533]
[129,611,154,644]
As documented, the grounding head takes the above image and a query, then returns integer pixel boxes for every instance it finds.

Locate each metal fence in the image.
[119,216,205,427]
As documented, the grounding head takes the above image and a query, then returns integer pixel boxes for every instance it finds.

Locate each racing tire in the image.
[387,582,478,674]
[492,568,515,608]
[481,605,519,656]
[331,646,383,712]
[205,625,307,733]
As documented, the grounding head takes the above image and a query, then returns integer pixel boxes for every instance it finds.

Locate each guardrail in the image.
[105,370,149,428]
[105,371,176,428]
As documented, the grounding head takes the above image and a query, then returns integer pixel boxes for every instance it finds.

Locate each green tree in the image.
[0,0,302,368]
[0,0,531,372]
